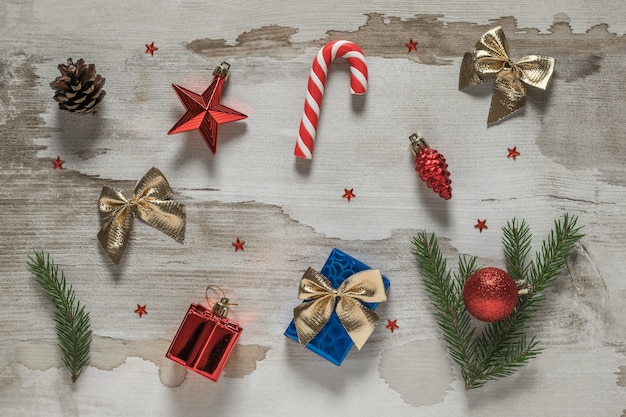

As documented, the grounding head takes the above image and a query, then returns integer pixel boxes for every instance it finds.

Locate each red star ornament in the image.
[386,319,399,333]
[232,237,245,252]
[134,304,147,318]
[168,62,247,154]
[507,146,520,160]
[405,38,418,52]
[52,156,65,170]
[342,188,356,202]
[475,219,488,233]
[145,41,158,56]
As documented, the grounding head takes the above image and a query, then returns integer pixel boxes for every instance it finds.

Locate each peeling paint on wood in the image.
[186,13,626,71]
[378,339,454,406]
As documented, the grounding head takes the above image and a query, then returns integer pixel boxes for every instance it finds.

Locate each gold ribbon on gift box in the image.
[98,166,186,265]
[294,267,387,350]
[459,26,556,124]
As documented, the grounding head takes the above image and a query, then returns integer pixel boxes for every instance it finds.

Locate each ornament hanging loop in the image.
[205,285,238,318]
[515,279,532,296]
[213,62,230,80]
[409,133,429,156]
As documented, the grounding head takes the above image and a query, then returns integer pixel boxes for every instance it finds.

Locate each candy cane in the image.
[294,40,368,159]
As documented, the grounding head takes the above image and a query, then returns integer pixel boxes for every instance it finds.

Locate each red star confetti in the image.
[52,156,65,170]
[475,219,488,233]
[386,319,399,333]
[232,237,245,252]
[145,41,158,56]
[342,188,356,202]
[405,38,418,52]
[134,304,147,318]
[507,146,520,160]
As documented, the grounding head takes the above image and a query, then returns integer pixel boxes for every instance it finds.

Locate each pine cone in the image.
[50,58,106,113]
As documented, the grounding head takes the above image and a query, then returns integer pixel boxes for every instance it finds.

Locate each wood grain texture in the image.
[1,1,625,416]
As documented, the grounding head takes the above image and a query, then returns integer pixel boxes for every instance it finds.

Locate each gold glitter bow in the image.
[459,26,556,124]
[294,267,387,350]
[98,167,186,265]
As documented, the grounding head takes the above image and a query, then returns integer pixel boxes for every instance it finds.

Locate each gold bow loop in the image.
[294,267,387,350]
[98,166,186,265]
[459,26,556,124]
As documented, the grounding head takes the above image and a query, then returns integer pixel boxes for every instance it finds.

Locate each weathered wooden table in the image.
[2,1,625,415]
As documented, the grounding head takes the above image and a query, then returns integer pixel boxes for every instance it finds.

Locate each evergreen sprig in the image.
[411,214,583,390]
[27,251,92,382]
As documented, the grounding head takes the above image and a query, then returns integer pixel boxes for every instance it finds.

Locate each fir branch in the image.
[469,298,543,389]
[528,213,584,293]
[412,214,583,390]
[502,218,531,282]
[27,251,92,383]
[411,232,478,388]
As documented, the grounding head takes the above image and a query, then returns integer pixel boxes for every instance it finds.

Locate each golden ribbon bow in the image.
[294,267,387,350]
[98,167,186,265]
[459,26,556,124]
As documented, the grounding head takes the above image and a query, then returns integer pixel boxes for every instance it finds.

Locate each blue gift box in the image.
[284,248,390,366]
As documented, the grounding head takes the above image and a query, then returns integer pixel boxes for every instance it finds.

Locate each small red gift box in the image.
[166,299,242,382]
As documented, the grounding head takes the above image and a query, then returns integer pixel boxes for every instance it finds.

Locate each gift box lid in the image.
[284,248,390,366]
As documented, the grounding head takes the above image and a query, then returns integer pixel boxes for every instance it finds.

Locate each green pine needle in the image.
[502,218,532,282]
[412,214,583,390]
[27,251,92,383]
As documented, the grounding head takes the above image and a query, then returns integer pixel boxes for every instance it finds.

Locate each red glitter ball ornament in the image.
[462,267,518,322]
[409,134,452,200]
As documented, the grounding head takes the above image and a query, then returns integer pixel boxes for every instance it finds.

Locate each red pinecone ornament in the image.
[409,134,452,200]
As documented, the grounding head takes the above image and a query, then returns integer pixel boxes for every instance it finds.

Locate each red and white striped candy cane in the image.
[294,40,368,159]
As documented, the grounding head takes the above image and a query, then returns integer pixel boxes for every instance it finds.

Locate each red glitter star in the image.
[232,237,245,252]
[52,156,65,170]
[168,64,247,154]
[475,219,488,233]
[405,38,418,52]
[145,41,158,56]
[134,304,147,318]
[342,188,356,202]
[386,319,399,333]
[507,146,520,160]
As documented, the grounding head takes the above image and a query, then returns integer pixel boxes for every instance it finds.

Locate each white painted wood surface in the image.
[1,1,626,416]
